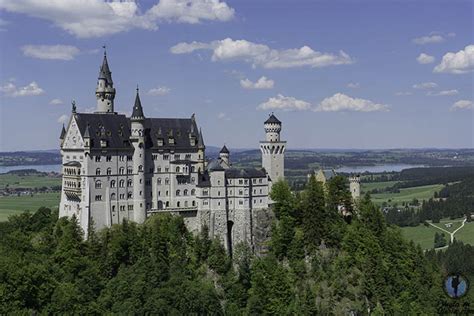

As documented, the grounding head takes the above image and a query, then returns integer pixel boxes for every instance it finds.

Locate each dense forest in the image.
[1,176,472,314]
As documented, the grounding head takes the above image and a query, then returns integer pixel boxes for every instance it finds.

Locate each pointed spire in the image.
[98,47,113,84]
[131,86,145,121]
[60,124,66,140]
[198,128,205,149]
[84,124,91,139]
[220,144,229,154]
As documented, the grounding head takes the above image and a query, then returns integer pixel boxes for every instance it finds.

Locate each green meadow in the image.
[0,173,61,189]
[0,192,60,221]
[371,184,443,205]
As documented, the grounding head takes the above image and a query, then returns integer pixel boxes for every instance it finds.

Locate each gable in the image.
[62,115,85,150]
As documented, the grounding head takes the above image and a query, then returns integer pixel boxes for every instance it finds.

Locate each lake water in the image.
[335,164,425,174]
[0,164,62,174]
[0,163,425,175]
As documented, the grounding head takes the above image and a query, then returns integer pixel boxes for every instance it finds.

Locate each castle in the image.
[59,53,285,252]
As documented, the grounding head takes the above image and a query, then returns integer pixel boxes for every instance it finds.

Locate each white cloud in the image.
[240,76,274,89]
[21,45,80,60]
[412,82,438,89]
[451,100,473,111]
[433,45,474,74]
[0,0,234,38]
[395,91,413,96]
[426,89,459,96]
[412,34,445,45]
[171,38,354,69]
[148,0,234,24]
[217,112,230,120]
[257,94,311,111]
[57,114,69,124]
[147,86,171,96]
[347,82,360,88]
[49,98,63,105]
[416,53,435,64]
[315,93,389,112]
[0,81,44,97]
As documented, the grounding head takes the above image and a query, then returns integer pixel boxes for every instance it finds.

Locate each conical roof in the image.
[197,128,205,148]
[265,113,281,124]
[220,145,229,154]
[60,124,66,140]
[98,53,113,84]
[131,88,145,120]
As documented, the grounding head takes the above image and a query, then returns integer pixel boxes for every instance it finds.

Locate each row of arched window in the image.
[95,179,133,189]
[175,189,195,196]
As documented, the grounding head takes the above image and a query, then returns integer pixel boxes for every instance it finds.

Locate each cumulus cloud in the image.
[57,114,69,124]
[170,38,354,69]
[347,82,360,88]
[412,34,445,45]
[433,45,474,74]
[412,82,438,89]
[416,53,435,64]
[49,98,64,105]
[21,45,80,60]
[257,94,311,111]
[426,89,459,96]
[451,100,473,111]
[0,81,44,97]
[147,86,171,96]
[240,76,274,89]
[315,93,389,112]
[0,0,234,38]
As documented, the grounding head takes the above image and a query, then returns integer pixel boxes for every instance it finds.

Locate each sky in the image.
[0,0,473,152]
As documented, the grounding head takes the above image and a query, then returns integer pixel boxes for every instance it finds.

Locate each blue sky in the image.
[0,0,473,151]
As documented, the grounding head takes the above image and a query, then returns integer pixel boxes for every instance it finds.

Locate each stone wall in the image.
[251,207,275,256]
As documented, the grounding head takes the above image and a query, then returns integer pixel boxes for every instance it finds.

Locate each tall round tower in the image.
[349,174,361,200]
[260,113,286,186]
[130,88,146,223]
[95,50,116,113]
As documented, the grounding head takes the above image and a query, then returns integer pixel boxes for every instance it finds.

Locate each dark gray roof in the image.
[74,113,132,149]
[60,124,66,140]
[207,159,225,171]
[63,161,81,167]
[225,168,267,179]
[146,117,200,151]
[197,171,211,187]
[197,128,205,149]
[131,90,145,120]
[220,145,229,154]
[98,54,113,85]
[265,113,281,124]
[322,169,337,180]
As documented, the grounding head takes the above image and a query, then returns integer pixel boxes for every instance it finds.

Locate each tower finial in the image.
[72,100,76,113]
[136,84,139,93]
[102,45,106,56]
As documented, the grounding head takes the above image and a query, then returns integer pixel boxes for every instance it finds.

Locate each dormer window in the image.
[158,138,164,146]
[100,139,107,147]
[168,137,174,145]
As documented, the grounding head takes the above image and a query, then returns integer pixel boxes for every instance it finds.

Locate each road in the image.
[429,218,467,245]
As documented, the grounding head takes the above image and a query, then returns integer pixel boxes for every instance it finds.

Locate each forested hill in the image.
[0,178,472,314]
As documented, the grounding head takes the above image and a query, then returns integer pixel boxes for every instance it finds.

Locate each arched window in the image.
[96,168,101,176]
[157,178,162,184]
[127,179,132,187]
[111,180,116,188]
[184,189,188,196]
[138,165,143,172]
[128,192,132,199]
[119,180,125,187]
[111,193,116,200]
[191,189,195,196]
[176,190,181,196]
[165,201,169,207]
[166,190,169,196]
[165,178,169,184]
[95,180,102,189]
[192,201,196,207]
[177,201,180,207]
[191,166,195,172]
[176,166,180,173]
[185,201,188,207]
[107,167,112,175]
[119,167,124,175]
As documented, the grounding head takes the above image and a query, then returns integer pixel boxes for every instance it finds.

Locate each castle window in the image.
[166,190,169,196]
[165,167,169,173]
[138,165,143,172]
[119,156,125,162]
[111,193,116,200]
[239,200,243,205]
[158,191,161,196]
[185,154,191,160]
[158,178,162,184]
[139,191,142,196]
[95,195,102,201]
[176,190,181,196]
[128,192,132,199]
[112,205,116,212]
[119,180,124,188]
[163,154,169,160]
[153,154,158,160]
[192,201,195,207]
[239,190,243,195]
[176,166,180,173]
[191,189,195,196]
[260,189,262,194]
[174,154,180,160]
[185,201,188,207]
[127,168,133,174]
[218,191,221,196]
[177,201,180,207]
[120,193,125,199]
[119,167,125,175]
[157,167,162,172]
[252,179,256,184]
[191,177,195,183]
[165,178,169,184]
[127,156,132,161]
[106,156,112,162]
[127,179,132,187]
[111,180,116,188]
[191,166,195,173]
[96,168,101,176]
[107,168,112,175]
[239,179,243,185]
[128,205,134,211]
[95,156,101,162]
[166,201,169,207]
[184,189,188,196]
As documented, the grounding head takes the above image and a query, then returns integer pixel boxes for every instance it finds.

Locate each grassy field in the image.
[371,184,443,205]
[0,173,61,189]
[455,221,474,245]
[430,218,464,233]
[0,192,60,221]
[400,225,442,250]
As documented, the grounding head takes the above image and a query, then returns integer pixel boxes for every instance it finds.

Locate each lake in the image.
[0,163,425,175]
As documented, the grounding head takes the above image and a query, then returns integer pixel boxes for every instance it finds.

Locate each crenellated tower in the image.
[260,113,286,187]
[95,50,116,113]
[349,174,361,200]
[130,88,146,223]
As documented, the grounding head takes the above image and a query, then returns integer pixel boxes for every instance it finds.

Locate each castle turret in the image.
[59,124,66,147]
[95,50,116,113]
[260,113,286,187]
[349,174,361,200]
[197,128,206,172]
[219,145,230,166]
[130,88,146,223]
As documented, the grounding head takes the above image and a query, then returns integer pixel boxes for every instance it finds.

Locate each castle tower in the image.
[349,174,361,200]
[197,128,206,172]
[95,50,116,113]
[219,145,230,167]
[130,88,146,223]
[260,113,286,186]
